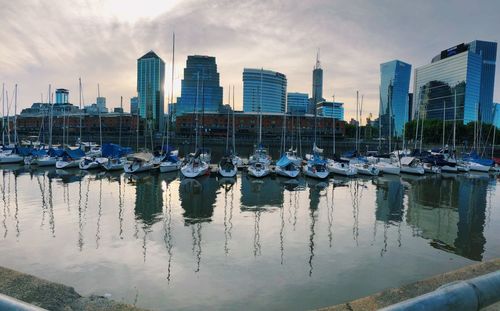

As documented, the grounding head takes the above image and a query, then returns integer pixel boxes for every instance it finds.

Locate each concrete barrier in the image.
[381,270,500,311]
[0,293,47,310]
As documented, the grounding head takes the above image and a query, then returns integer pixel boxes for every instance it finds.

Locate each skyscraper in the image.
[494,103,500,128]
[243,68,287,113]
[379,60,411,137]
[176,55,223,116]
[287,92,309,115]
[414,40,497,124]
[130,97,138,114]
[310,53,325,114]
[137,51,165,131]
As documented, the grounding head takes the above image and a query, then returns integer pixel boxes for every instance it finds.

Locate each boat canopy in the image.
[32,149,48,157]
[276,155,293,167]
[463,151,494,166]
[128,152,153,162]
[400,156,416,166]
[64,148,85,159]
[48,148,65,157]
[102,143,132,158]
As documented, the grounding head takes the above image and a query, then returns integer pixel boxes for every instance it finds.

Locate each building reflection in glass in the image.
[406,175,488,261]
[134,175,164,226]
[240,176,284,210]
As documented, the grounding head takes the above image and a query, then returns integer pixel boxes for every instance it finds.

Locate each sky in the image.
[0,0,499,122]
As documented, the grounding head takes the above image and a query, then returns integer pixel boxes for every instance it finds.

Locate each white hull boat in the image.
[327,161,357,176]
[423,163,441,174]
[247,162,270,178]
[468,161,491,172]
[353,163,380,176]
[441,165,458,173]
[79,157,101,170]
[375,161,401,175]
[124,161,155,174]
[0,153,24,164]
[160,161,181,173]
[102,158,126,171]
[56,159,81,169]
[275,165,300,178]
[181,161,209,178]
[302,163,329,179]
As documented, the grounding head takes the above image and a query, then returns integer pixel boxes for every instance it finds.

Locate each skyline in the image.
[1,0,499,121]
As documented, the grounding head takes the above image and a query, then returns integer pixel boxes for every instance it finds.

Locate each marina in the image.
[0,164,498,310]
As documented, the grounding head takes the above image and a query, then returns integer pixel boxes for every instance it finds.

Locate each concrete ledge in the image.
[0,266,147,311]
[319,258,500,311]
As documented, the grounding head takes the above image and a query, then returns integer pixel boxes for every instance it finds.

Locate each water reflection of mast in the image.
[307,179,325,277]
[253,210,261,257]
[48,174,55,237]
[36,174,47,229]
[14,172,19,238]
[118,175,124,239]
[2,171,7,238]
[279,194,285,264]
[95,178,103,248]
[162,178,174,282]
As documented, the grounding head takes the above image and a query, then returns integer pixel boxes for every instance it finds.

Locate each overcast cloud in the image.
[0,0,499,120]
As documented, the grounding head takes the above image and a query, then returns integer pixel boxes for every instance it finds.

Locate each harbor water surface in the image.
[0,167,499,310]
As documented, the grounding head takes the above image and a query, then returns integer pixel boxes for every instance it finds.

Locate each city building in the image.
[408,93,413,123]
[176,55,223,116]
[379,60,411,137]
[349,118,359,126]
[494,103,500,128]
[316,101,344,120]
[413,40,497,124]
[287,92,309,115]
[137,50,165,131]
[55,88,69,105]
[310,54,325,114]
[243,68,287,114]
[96,97,107,112]
[130,97,139,115]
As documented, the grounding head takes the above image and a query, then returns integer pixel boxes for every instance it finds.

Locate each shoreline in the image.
[0,265,145,311]
[318,258,500,311]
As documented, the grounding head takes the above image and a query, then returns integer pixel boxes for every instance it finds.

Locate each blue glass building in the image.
[137,51,165,131]
[415,40,497,125]
[287,92,309,115]
[494,103,500,128]
[316,101,344,120]
[414,49,482,125]
[176,55,223,116]
[243,68,287,113]
[379,60,411,137]
[55,89,69,105]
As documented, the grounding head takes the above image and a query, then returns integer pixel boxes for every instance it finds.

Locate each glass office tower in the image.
[413,50,482,125]
[137,51,165,131]
[379,60,411,137]
[316,101,344,120]
[176,55,223,116]
[287,92,309,115]
[494,103,500,128]
[243,68,287,113]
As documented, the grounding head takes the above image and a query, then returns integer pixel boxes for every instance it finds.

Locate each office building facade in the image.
[414,40,497,125]
[55,89,69,104]
[494,103,500,128]
[287,92,309,115]
[311,56,325,111]
[379,60,411,137]
[137,51,165,131]
[316,101,344,120]
[130,97,138,114]
[243,68,287,113]
[176,55,223,116]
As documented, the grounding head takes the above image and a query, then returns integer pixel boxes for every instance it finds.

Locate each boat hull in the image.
[376,162,401,175]
[0,154,24,164]
[160,162,181,173]
[401,166,425,175]
[181,164,209,178]
[275,166,300,178]
[56,160,81,169]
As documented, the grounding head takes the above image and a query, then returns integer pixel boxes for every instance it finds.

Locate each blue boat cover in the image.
[64,148,85,159]
[32,149,48,157]
[276,155,292,167]
[102,143,132,158]
[342,150,358,158]
[463,151,494,166]
[48,148,65,157]
[16,147,33,156]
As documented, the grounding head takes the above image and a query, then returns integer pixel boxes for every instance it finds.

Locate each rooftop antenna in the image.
[315,48,321,70]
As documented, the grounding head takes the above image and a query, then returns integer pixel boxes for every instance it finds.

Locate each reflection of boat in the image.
[179,177,217,224]
[240,175,283,209]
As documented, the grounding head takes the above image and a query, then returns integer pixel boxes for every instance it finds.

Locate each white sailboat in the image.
[218,86,237,178]
[181,73,210,178]
[400,156,425,175]
[124,152,155,173]
[56,148,85,169]
[0,85,23,164]
[275,96,300,178]
[248,69,271,178]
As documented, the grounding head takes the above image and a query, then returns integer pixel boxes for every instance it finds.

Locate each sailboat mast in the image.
[119,96,123,146]
[79,78,83,146]
[168,32,175,151]
[332,94,336,156]
[97,84,103,147]
[281,91,287,155]
[48,85,53,148]
[387,91,391,152]
[194,73,199,150]
[232,85,236,154]
[226,85,230,153]
[259,68,263,145]
[419,110,424,152]
[14,84,18,145]
[1,83,4,146]
[442,101,445,149]
[6,91,10,145]
[453,89,457,151]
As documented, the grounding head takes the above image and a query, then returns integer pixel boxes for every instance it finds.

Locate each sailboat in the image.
[275,95,300,178]
[248,69,271,178]
[181,73,210,178]
[124,152,156,173]
[218,86,237,178]
[56,148,85,169]
[80,83,105,170]
[0,84,23,164]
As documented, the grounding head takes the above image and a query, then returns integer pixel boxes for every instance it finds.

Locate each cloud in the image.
[0,0,498,121]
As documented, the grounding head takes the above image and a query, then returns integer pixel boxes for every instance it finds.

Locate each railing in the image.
[381,270,500,311]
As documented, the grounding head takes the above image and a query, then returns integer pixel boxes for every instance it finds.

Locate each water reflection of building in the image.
[375,176,404,223]
[134,175,164,226]
[240,176,284,209]
[406,176,488,261]
[179,176,217,224]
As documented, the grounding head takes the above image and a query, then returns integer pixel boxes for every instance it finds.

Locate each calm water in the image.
[0,167,499,310]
